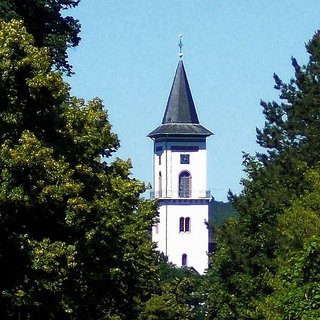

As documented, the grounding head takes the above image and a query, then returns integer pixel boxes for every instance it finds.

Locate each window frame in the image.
[185,217,190,232]
[179,217,185,232]
[182,253,187,266]
[179,216,191,233]
[179,170,191,198]
[158,171,162,197]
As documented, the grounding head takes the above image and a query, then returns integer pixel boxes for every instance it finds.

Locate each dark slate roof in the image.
[162,60,199,124]
[148,123,213,137]
[148,60,213,138]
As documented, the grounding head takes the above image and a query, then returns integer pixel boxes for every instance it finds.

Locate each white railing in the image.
[150,189,210,199]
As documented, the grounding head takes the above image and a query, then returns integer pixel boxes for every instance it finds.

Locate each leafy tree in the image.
[259,167,320,319]
[261,237,320,320]
[139,254,205,320]
[257,31,320,164]
[0,0,81,74]
[277,167,320,252]
[205,30,320,319]
[0,19,160,319]
[280,238,320,319]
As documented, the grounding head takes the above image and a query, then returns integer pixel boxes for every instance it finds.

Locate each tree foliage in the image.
[259,167,320,319]
[205,30,320,319]
[0,0,81,74]
[0,19,162,319]
[139,254,205,320]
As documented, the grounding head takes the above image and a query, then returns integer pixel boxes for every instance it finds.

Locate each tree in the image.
[0,0,81,74]
[259,167,320,319]
[0,19,160,319]
[205,30,320,319]
[139,254,205,320]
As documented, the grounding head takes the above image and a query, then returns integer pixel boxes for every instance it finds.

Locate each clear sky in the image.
[67,0,320,201]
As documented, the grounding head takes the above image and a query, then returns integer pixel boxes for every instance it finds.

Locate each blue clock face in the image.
[180,154,190,164]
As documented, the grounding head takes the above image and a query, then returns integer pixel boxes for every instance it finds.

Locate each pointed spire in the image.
[162,60,199,124]
[148,40,213,139]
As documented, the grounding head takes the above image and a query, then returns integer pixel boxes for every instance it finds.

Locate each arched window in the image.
[185,217,190,232]
[182,253,187,266]
[179,217,185,232]
[179,217,191,233]
[179,171,191,198]
[158,171,162,197]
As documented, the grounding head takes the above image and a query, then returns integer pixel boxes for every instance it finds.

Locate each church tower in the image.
[148,45,213,273]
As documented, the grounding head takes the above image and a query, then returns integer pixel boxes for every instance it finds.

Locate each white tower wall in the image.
[153,140,208,198]
[153,202,209,273]
[152,138,210,274]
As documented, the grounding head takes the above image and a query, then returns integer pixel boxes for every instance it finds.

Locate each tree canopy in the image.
[0,18,163,319]
[0,0,81,74]
[205,30,320,319]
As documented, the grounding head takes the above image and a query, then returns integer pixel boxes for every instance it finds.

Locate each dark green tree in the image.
[0,19,160,319]
[266,236,320,320]
[0,0,81,74]
[139,254,205,320]
[205,30,320,319]
[259,167,320,319]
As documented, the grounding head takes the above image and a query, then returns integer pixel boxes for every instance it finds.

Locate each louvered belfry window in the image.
[179,171,191,198]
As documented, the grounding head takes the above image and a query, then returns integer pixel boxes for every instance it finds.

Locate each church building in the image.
[148,44,213,273]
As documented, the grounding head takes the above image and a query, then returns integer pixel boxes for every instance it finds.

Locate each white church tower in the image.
[148,45,213,273]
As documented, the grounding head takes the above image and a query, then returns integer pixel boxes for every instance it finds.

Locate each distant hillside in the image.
[208,199,238,252]
[209,199,238,225]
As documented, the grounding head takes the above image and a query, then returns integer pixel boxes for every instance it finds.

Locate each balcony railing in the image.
[150,189,211,199]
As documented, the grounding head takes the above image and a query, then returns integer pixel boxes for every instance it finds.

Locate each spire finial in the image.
[178,34,183,59]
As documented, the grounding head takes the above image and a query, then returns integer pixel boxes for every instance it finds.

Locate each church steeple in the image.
[148,44,213,273]
[162,60,199,124]
[148,60,212,138]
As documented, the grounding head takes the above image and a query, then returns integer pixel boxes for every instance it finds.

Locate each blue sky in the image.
[67,0,320,201]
